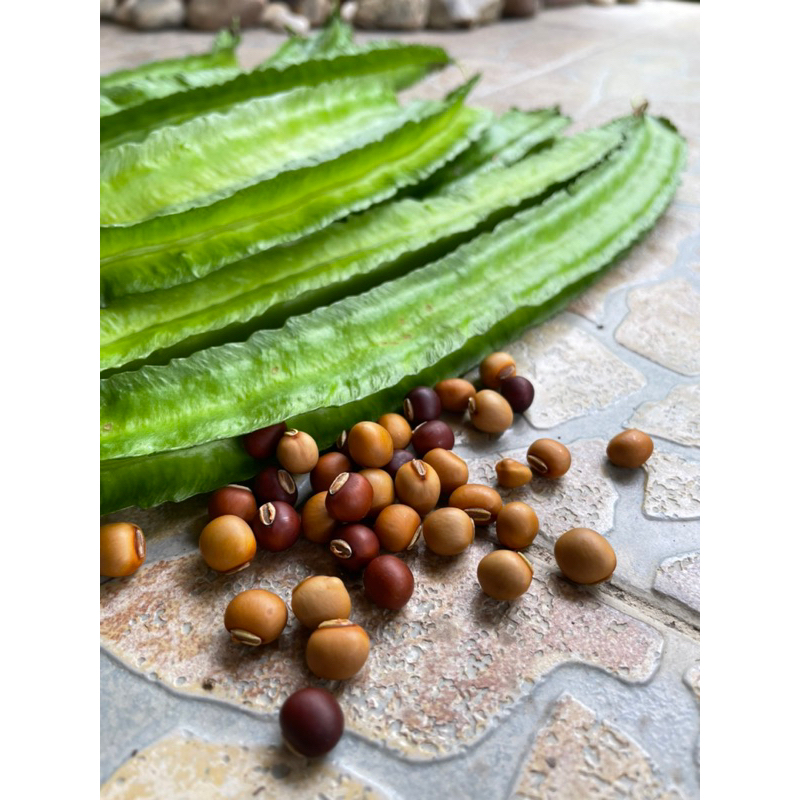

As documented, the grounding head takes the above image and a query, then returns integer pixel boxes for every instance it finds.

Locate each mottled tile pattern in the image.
[511,694,685,799]
[101,732,387,799]
[643,451,700,521]
[629,383,700,447]
[653,552,700,613]
[616,280,700,376]
[505,319,646,429]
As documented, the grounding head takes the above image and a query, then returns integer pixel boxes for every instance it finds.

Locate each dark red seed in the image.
[364,555,414,610]
[280,688,344,757]
[403,386,441,424]
[254,466,297,507]
[500,376,535,412]
[311,452,353,493]
[385,449,415,478]
[411,420,455,456]
[325,472,373,522]
[252,501,301,552]
[242,422,287,460]
[330,524,380,572]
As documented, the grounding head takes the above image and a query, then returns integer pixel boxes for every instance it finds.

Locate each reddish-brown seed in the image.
[253,466,297,506]
[411,419,455,456]
[385,448,415,478]
[310,452,353,493]
[242,422,287,460]
[403,386,441,424]
[280,688,344,757]
[252,501,301,552]
[363,555,414,610]
[325,472,373,522]
[208,485,257,522]
[329,524,380,572]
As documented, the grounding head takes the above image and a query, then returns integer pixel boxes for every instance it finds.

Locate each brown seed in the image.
[253,466,297,506]
[422,507,475,556]
[363,555,414,610]
[207,484,257,522]
[378,413,412,450]
[242,422,286,460]
[347,421,394,468]
[301,492,338,544]
[468,390,514,434]
[291,576,351,629]
[434,378,476,412]
[496,502,539,550]
[326,472,373,522]
[403,386,441,424]
[199,515,257,573]
[373,504,422,552]
[394,459,441,515]
[224,589,287,645]
[554,527,616,585]
[495,458,533,489]
[100,522,146,577]
[480,352,516,390]
[276,429,319,474]
[526,439,571,478]
[411,419,455,456]
[310,452,353,493]
[280,688,344,757]
[449,484,503,526]
[252,501,301,552]
[306,620,370,680]
[359,468,395,518]
[477,550,533,601]
[423,448,469,495]
[329,524,380,572]
[606,429,654,468]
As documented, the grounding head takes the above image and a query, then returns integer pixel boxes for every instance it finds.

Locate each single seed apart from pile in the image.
[374,504,422,552]
[208,484,257,522]
[468,390,514,433]
[527,439,571,478]
[496,501,539,549]
[495,458,532,488]
[301,492,339,544]
[385,448,414,478]
[224,588,287,645]
[277,429,319,474]
[499,375,535,412]
[554,527,616,585]
[242,422,287,460]
[280,688,344,757]
[477,550,533,601]
[411,419,455,456]
[404,386,441,424]
[434,378,476,412]
[606,429,654,468]
[347,421,394,468]
[480,352,516,389]
[252,501,301,552]
[359,468,395,518]
[378,413,412,449]
[291,576,351,629]
[311,452,353,493]
[364,555,414,610]
[395,459,441,515]
[449,483,503,526]
[423,448,469,495]
[306,620,370,680]
[199,515,256,573]
[254,466,297,506]
[330,524,380,571]
[422,507,475,555]
[100,522,146,577]
[326,472,373,522]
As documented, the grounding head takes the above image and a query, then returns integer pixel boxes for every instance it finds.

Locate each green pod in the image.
[100,126,622,373]
[100,41,451,150]
[99,81,488,304]
[100,115,685,465]
[100,79,406,225]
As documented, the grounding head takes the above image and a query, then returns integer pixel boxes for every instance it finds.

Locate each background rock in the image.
[127,0,186,29]
[355,0,430,31]
[186,0,266,30]
[290,0,332,27]
[101,0,119,19]
[262,2,311,34]
[429,0,503,29]
[503,0,541,17]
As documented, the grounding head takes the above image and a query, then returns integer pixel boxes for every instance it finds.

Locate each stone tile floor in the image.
[100,2,700,797]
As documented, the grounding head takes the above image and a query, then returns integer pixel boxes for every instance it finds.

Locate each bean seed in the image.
[449,484,503,526]
[199,515,256,573]
[477,550,533,601]
[252,501,301,552]
[326,472,373,522]
[526,439,571,478]
[359,468,395,518]
[411,419,455,456]
[364,555,414,610]
[100,522,146,577]
[208,484,257,522]
[306,620,370,680]
[494,458,532,488]
[423,448,469,495]
[434,378,476,412]
[276,429,319,474]
[224,588,287,645]
[468,390,514,434]
[554,527,616,584]
[606,429,654,468]
[253,466,297,506]
[403,386,441,424]
[480,352,516,389]
[310,452,353,493]
[330,524,380,571]
[394,459,441,515]
[422,507,475,555]
[301,492,339,544]
[378,413,412,449]
[242,422,287,460]
[499,375,534,412]
[385,448,415,478]
[347,421,394,468]
[291,576,352,629]
[496,502,539,549]
[374,504,422,552]
[280,688,344,757]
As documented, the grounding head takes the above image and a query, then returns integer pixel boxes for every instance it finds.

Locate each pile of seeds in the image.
[99,351,654,757]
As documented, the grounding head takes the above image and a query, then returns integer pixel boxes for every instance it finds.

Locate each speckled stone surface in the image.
[101,2,699,797]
